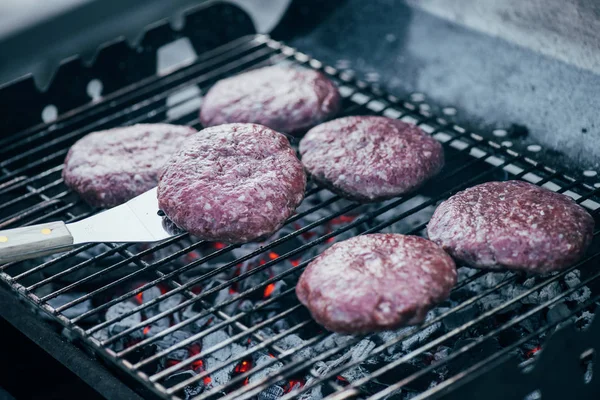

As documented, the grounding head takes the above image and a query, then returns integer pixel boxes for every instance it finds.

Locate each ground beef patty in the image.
[200,65,341,134]
[158,123,306,243]
[427,180,595,273]
[296,234,457,334]
[299,116,444,202]
[63,124,197,208]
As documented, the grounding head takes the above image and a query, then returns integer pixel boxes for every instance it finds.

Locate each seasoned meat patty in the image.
[158,123,306,243]
[296,234,457,334]
[427,180,595,273]
[200,65,341,134]
[299,116,444,202]
[63,124,197,208]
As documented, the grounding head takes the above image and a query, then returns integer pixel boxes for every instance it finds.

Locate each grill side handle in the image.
[0,221,74,264]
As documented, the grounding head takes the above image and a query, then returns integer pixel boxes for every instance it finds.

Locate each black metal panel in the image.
[0,2,255,139]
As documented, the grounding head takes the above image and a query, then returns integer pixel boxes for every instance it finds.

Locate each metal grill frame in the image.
[1,33,600,400]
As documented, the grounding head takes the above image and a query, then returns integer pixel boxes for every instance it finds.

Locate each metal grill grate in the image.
[1,34,600,400]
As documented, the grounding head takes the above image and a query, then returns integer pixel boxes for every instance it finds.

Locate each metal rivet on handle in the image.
[0,236,7,242]
[41,228,52,235]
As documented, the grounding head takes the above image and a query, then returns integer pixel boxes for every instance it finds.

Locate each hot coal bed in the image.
[2,33,600,400]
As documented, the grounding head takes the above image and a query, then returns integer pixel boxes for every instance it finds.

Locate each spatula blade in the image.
[66,188,178,244]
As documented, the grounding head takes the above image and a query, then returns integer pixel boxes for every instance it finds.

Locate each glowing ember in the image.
[263,283,276,298]
[166,359,180,368]
[184,250,201,262]
[290,258,301,267]
[268,252,279,260]
[203,376,212,385]
[243,377,250,386]
[336,375,349,386]
[188,343,201,355]
[143,326,151,335]
[526,346,542,358]
[229,287,237,294]
[191,285,202,294]
[301,231,317,240]
[284,379,304,393]
[331,215,356,224]
[213,242,226,250]
[235,359,252,373]
[192,359,204,371]
[135,292,144,304]
[326,237,335,244]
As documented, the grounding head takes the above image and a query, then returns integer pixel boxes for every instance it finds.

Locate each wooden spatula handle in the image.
[0,221,74,264]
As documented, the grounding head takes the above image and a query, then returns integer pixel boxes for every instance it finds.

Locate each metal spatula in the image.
[0,188,178,264]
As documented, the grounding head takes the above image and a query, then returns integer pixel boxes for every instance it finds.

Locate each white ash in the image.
[249,352,285,387]
[161,293,186,324]
[312,334,355,354]
[181,303,215,333]
[258,385,285,400]
[202,330,246,390]
[339,365,370,383]
[105,301,142,335]
[576,311,595,330]
[47,293,93,319]
[211,286,239,315]
[155,330,193,362]
[90,301,144,351]
[298,378,323,400]
[275,333,315,362]
[563,270,592,303]
[377,195,435,235]
[140,286,162,317]
[379,310,442,354]
[163,370,204,400]
[546,302,573,330]
[146,317,170,337]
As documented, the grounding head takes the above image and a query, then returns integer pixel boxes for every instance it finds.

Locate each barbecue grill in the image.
[1,1,600,399]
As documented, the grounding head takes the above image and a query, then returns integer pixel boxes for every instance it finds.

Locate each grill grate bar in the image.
[138,287,299,370]
[229,227,600,400]
[0,165,63,195]
[0,35,264,149]
[150,263,487,385]
[411,296,599,400]
[62,187,325,322]
[0,36,268,156]
[0,178,64,212]
[2,35,599,400]
[353,250,600,400]
[247,180,600,399]
[81,122,462,338]
[194,168,591,399]
[292,221,600,400]
[97,199,361,346]
[163,155,539,397]
[0,51,291,185]
[96,133,524,354]
[0,45,279,168]
[159,263,494,395]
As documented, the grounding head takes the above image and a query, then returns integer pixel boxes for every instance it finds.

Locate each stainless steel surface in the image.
[67,187,173,244]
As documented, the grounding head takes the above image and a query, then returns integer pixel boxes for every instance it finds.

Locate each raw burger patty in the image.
[296,234,457,334]
[299,116,444,202]
[200,65,341,134]
[427,180,595,273]
[158,123,306,243]
[63,124,197,208]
